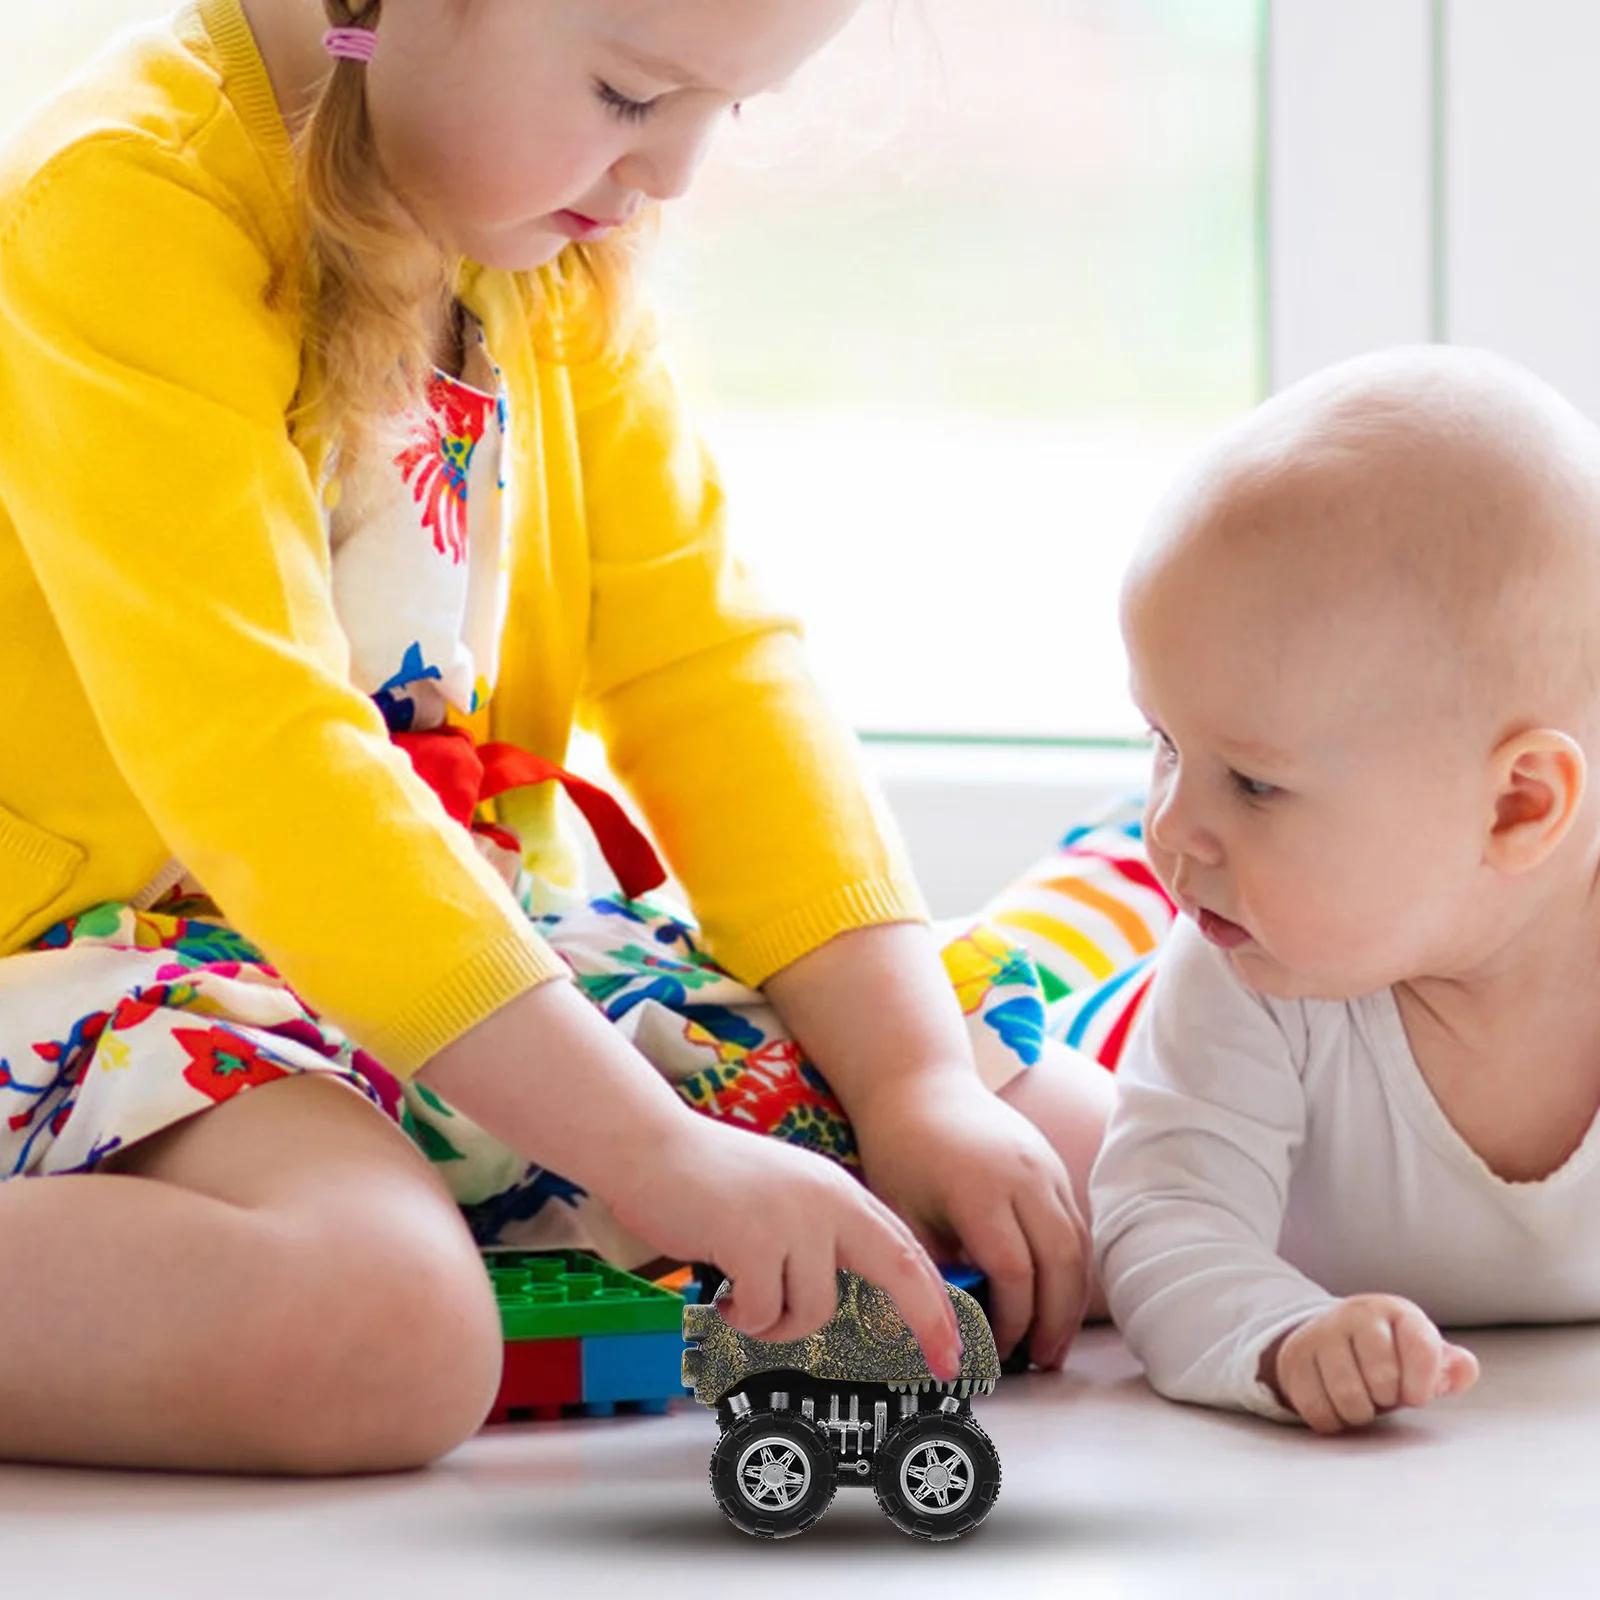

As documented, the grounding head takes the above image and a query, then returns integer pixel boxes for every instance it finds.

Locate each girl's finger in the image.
[1014,1186,1089,1368]
[838,1209,963,1383]
[753,1240,841,1346]
[716,1251,788,1341]
[948,1200,1035,1364]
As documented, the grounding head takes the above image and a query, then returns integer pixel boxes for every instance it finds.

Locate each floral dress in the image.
[0,311,1169,1269]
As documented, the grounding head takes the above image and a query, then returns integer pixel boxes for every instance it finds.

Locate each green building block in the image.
[484,1249,689,1341]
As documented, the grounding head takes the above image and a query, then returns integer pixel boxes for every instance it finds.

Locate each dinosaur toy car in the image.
[682,1269,1002,1541]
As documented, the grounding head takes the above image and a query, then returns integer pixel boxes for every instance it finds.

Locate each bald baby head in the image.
[1123,349,1600,1000]
[1124,346,1600,746]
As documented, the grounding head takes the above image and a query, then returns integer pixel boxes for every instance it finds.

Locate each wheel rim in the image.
[900,1438,977,1515]
[735,1435,812,1512]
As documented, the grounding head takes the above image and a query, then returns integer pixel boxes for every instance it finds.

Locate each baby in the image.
[1091,345,1600,1433]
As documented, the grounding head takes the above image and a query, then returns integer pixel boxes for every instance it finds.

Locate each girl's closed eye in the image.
[594,79,658,123]
[1229,770,1279,802]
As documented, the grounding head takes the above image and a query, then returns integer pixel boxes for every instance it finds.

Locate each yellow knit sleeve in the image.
[571,321,929,985]
[0,136,566,1075]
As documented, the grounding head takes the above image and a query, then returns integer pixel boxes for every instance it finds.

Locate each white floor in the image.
[5,1323,1598,1600]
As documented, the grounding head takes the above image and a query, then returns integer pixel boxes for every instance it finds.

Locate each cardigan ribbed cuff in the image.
[366,929,570,1079]
[715,875,932,989]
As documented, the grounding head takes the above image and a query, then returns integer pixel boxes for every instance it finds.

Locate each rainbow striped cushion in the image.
[981,798,1175,1070]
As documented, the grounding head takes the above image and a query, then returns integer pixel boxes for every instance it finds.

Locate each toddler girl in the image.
[0,0,1111,1472]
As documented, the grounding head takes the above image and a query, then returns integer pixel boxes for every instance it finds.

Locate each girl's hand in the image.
[1259,1295,1480,1434]
[850,1070,1090,1370]
[418,978,962,1372]
[609,1114,966,1381]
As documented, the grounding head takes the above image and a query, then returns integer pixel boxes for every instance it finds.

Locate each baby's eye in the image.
[594,79,658,123]
[1143,726,1177,761]
[1229,771,1278,801]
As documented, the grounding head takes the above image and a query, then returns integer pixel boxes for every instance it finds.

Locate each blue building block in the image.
[940,1263,986,1296]
[580,1329,687,1414]
[939,1262,1031,1374]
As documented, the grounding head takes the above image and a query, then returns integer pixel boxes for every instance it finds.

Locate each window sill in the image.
[861,737,1149,919]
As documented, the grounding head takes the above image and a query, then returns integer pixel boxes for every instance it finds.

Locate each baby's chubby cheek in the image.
[1230,896,1419,1002]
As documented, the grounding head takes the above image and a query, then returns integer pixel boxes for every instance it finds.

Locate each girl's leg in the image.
[995,1037,1115,1227]
[995,1037,1115,1320]
[0,1074,504,1474]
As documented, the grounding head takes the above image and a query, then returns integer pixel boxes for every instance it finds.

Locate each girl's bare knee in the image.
[251,1222,505,1475]
[214,1094,506,1473]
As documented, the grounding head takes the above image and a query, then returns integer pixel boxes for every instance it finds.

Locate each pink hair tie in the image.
[324,26,378,64]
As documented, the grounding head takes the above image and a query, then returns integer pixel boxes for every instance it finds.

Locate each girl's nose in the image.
[613,123,717,204]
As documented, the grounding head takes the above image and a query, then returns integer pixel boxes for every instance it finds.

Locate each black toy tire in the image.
[872,1409,1001,1541]
[709,1408,838,1539]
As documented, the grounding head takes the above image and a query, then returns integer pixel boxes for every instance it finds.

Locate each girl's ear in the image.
[1484,728,1587,873]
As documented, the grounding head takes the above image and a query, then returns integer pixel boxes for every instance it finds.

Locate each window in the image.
[656,0,1264,740]
[1265,2,1600,439]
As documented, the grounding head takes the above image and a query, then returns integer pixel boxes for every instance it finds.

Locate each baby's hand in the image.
[1261,1294,1480,1434]
[609,1115,966,1381]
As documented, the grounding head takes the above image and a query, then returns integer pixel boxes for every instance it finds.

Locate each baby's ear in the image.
[1484,728,1586,873]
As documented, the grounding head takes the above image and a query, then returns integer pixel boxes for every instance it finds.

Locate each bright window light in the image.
[656,0,1263,739]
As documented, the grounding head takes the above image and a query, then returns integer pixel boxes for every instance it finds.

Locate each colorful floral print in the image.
[174,1025,293,1102]
[0,898,390,1178]
[327,307,512,733]
[394,373,497,565]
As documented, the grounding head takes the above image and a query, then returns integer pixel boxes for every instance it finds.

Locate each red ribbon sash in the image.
[392,725,667,901]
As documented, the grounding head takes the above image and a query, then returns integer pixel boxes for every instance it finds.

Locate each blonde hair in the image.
[293,0,648,465]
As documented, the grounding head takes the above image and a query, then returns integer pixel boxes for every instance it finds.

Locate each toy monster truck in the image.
[682,1269,1002,1542]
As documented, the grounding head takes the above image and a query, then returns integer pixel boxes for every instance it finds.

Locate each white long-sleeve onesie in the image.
[1090,917,1600,1421]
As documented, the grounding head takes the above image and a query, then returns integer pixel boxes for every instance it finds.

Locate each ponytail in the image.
[293,0,454,464]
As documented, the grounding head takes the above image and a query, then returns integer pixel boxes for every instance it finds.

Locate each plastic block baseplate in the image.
[481,1250,693,1425]
[484,1249,687,1341]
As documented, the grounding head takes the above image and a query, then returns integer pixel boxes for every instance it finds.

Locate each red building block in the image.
[487,1336,581,1424]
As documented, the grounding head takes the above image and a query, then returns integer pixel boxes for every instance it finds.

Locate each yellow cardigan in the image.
[0,0,923,1077]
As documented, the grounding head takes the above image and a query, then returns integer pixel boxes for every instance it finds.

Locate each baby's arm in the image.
[1092,921,1478,1427]
[417,976,965,1377]
[1091,920,1343,1421]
